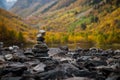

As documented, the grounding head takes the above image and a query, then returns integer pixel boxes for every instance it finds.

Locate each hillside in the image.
[27,0,120,45]
[0,8,36,46]
[10,0,55,17]
[10,0,78,17]
[10,0,120,46]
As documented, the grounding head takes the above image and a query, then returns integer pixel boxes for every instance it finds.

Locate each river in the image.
[47,42,120,50]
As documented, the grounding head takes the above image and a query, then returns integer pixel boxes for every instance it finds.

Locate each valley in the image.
[0,0,120,49]
[0,8,37,46]
[0,1,120,79]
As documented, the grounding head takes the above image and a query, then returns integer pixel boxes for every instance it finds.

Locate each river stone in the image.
[34,44,48,49]
[0,34,120,80]
[37,65,97,79]
[23,49,35,58]
[33,63,46,73]
[4,54,13,61]
[114,50,120,54]
[59,46,69,52]
[1,77,22,80]
[44,59,59,71]
[75,47,83,52]
[24,49,34,55]
[0,55,5,62]
[106,74,120,80]
[25,60,40,66]
[89,47,98,51]
[0,42,3,48]
[79,56,92,60]
[36,57,51,62]
[65,77,94,80]
[32,48,49,53]
[37,36,45,42]
[84,60,107,69]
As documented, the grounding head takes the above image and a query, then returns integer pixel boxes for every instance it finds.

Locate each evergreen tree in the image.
[81,23,86,30]
[18,32,25,43]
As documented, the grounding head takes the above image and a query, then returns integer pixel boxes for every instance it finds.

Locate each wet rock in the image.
[32,30,49,58]
[44,59,59,71]
[4,54,13,61]
[59,46,69,51]
[75,47,83,52]
[51,51,69,60]
[0,42,3,49]
[24,49,34,58]
[114,50,120,54]
[20,77,35,80]
[34,52,49,58]
[60,57,73,63]
[48,48,61,57]
[32,63,46,73]
[89,47,98,51]
[111,62,120,70]
[105,72,120,80]
[12,52,27,62]
[79,56,92,60]
[64,77,94,80]
[0,55,5,62]
[36,63,97,79]
[1,77,22,80]
[2,47,11,51]
[72,52,81,59]
[25,59,40,66]
[76,59,86,69]
[1,64,27,76]
[0,30,120,80]
[84,60,107,69]
[36,30,45,41]
[36,69,66,80]
[34,44,48,50]
[24,48,34,54]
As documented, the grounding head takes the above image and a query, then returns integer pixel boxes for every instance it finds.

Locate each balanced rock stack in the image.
[32,30,49,58]
[0,42,3,54]
[0,42,3,48]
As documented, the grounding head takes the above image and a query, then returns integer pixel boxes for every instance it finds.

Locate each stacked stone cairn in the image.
[0,42,3,54]
[0,42,3,48]
[32,30,49,59]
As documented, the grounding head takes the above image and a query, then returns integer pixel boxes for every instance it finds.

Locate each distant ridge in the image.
[10,0,54,17]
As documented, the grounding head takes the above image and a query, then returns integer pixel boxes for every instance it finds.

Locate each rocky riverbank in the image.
[0,30,120,80]
[0,45,120,80]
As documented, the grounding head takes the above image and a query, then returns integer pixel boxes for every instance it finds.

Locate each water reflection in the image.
[23,42,120,50]
[48,42,120,50]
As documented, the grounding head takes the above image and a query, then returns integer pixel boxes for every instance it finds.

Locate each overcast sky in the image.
[6,0,17,2]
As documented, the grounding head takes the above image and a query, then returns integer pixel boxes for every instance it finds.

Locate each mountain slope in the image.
[29,0,120,45]
[10,0,78,17]
[6,0,17,10]
[10,0,54,17]
[10,0,120,45]
[0,8,36,45]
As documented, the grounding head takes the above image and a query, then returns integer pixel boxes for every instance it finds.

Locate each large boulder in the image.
[36,63,97,79]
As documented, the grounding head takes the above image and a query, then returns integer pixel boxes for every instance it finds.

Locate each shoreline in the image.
[0,45,120,80]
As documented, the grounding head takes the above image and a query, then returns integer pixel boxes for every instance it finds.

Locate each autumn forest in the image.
[0,0,120,49]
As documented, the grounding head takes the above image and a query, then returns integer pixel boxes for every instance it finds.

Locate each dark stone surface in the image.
[0,44,120,80]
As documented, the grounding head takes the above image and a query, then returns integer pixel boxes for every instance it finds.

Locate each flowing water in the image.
[47,42,120,50]
[22,42,120,50]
